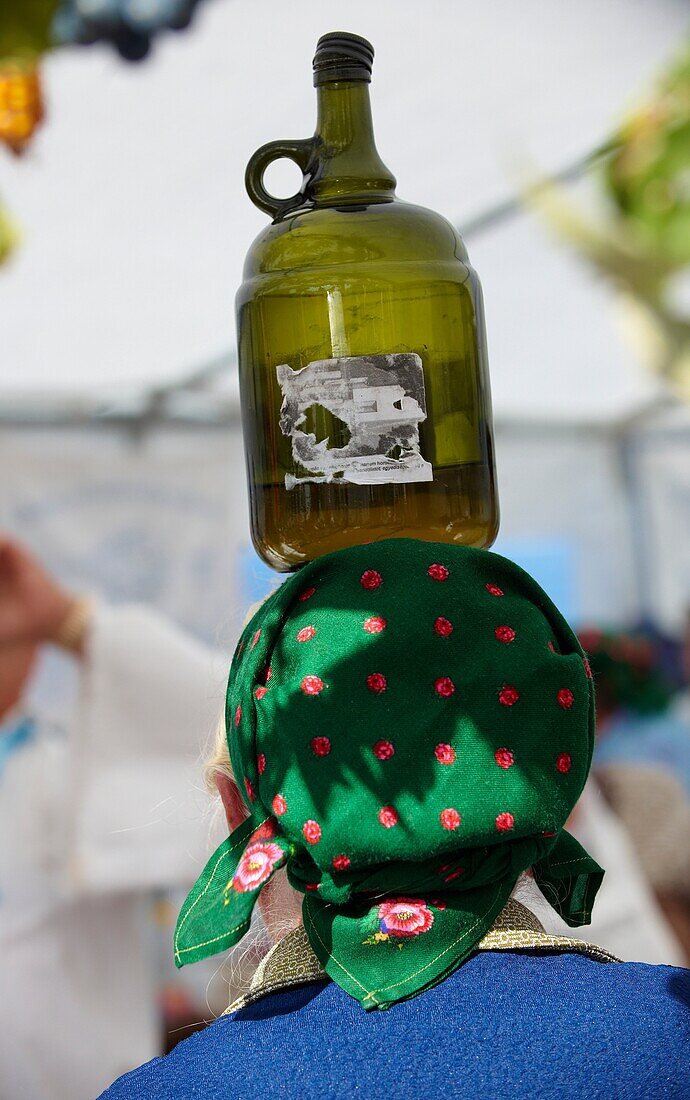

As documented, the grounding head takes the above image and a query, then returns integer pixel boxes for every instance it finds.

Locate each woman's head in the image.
[177,539,603,1009]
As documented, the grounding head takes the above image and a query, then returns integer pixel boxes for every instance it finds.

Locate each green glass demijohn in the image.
[236,31,499,571]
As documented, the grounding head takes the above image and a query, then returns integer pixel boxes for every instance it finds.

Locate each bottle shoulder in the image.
[240,198,471,282]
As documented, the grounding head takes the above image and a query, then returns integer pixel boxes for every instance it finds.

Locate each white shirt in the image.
[0,603,224,1100]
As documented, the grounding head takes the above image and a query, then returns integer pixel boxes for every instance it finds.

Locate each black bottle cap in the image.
[313,31,374,86]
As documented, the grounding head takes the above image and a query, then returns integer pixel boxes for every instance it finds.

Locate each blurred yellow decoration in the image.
[0,56,45,155]
[0,201,19,265]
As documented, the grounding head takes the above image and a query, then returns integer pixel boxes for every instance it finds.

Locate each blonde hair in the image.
[206,714,233,791]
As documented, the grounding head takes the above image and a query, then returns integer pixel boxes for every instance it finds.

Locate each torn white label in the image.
[277,353,434,488]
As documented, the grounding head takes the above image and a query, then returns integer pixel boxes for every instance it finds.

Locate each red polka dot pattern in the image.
[301,675,324,696]
[378,806,399,828]
[234,704,242,727]
[373,740,395,760]
[434,616,453,637]
[486,583,504,597]
[495,812,514,832]
[499,686,520,707]
[428,563,449,581]
[244,777,255,803]
[254,686,268,700]
[367,672,387,694]
[440,808,461,830]
[299,586,316,602]
[296,625,316,642]
[556,753,572,774]
[332,854,351,871]
[302,820,322,844]
[264,666,273,683]
[272,794,287,816]
[310,736,331,757]
[445,868,464,883]
[548,641,557,653]
[363,616,386,634]
[557,688,574,709]
[250,629,261,650]
[434,676,455,698]
[435,743,456,765]
[361,569,382,590]
[495,625,516,644]
[494,747,514,769]
[257,753,266,775]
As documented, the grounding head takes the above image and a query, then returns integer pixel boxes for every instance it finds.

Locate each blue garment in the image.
[0,716,36,782]
[100,951,690,1099]
[595,712,690,798]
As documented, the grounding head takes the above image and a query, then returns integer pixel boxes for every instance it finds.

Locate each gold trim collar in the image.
[227,900,618,1014]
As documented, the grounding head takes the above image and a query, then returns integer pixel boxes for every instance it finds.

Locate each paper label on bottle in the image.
[276,353,433,489]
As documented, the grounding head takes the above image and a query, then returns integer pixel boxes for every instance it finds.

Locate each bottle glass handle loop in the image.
[245,138,317,220]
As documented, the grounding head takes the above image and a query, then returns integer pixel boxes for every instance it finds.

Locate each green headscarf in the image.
[175,539,603,1010]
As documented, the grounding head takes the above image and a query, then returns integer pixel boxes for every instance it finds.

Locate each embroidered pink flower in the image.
[495,625,516,644]
[257,753,266,775]
[499,685,520,706]
[296,625,316,642]
[254,685,268,700]
[440,808,461,830]
[557,688,574,709]
[494,747,514,769]
[234,704,242,727]
[428,563,449,581]
[301,675,324,696]
[378,805,399,828]
[378,898,434,937]
[434,616,453,637]
[556,752,572,774]
[232,841,283,893]
[435,743,456,765]
[250,629,261,650]
[272,794,287,816]
[367,672,387,693]
[434,676,455,698]
[495,812,514,832]
[302,820,322,844]
[373,740,395,760]
[332,854,351,871]
[244,777,255,803]
[363,616,386,634]
[310,736,331,757]
[582,657,592,679]
[299,586,316,602]
[361,569,382,590]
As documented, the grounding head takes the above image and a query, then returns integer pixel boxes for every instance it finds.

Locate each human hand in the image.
[0,536,75,646]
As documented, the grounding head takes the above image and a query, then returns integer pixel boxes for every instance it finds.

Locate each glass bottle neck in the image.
[311,81,396,205]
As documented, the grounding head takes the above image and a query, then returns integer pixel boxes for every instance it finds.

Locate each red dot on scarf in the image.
[499,685,520,706]
[378,806,399,828]
[234,704,242,727]
[495,625,516,644]
[301,675,324,696]
[299,586,316,602]
[272,794,287,816]
[434,616,453,637]
[296,625,316,642]
[367,672,387,693]
[332,854,351,871]
[373,740,395,760]
[428,563,449,581]
[548,641,557,654]
[445,869,465,883]
[494,747,514,769]
[556,753,572,773]
[363,616,386,634]
[244,777,255,803]
[250,629,261,650]
[486,583,504,597]
[435,743,456,765]
[264,665,273,683]
[257,753,266,775]
[495,812,514,832]
[361,569,382,590]
[557,688,574,709]
[305,883,319,891]
[583,657,592,679]
[310,736,331,757]
[254,685,268,700]
[434,676,455,698]
[440,808,461,830]
[302,820,322,844]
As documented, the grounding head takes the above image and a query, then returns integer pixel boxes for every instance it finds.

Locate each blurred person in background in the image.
[584,628,690,964]
[0,535,226,1100]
